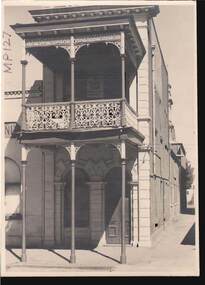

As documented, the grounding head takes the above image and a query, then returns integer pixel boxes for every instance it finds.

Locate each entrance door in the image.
[105,168,131,244]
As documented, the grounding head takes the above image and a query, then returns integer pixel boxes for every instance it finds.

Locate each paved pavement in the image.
[2,213,199,276]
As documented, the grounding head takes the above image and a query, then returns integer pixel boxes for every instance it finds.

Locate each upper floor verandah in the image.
[10,6,152,146]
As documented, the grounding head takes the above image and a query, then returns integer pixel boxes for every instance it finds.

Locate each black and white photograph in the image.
[0,0,198,277]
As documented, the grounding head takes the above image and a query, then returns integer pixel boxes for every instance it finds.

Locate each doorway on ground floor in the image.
[105,167,131,244]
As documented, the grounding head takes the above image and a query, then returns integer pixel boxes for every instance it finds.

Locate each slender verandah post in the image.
[21,145,29,262]
[70,35,75,129]
[21,45,28,261]
[21,160,27,262]
[20,59,28,130]
[70,36,76,263]
[70,159,76,263]
[70,59,75,128]
[66,142,77,263]
[121,54,126,127]
[120,31,127,264]
[120,140,127,264]
[120,31,126,127]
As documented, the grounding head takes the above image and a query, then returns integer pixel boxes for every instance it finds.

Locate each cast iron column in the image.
[20,59,28,130]
[21,145,29,262]
[121,54,126,127]
[120,140,126,264]
[70,159,76,263]
[120,31,126,127]
[70,36,75,129]
[70,58,75,128]
[21,160,27,262]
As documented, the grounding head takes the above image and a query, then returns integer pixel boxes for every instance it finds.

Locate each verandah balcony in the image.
[24,98,138,132]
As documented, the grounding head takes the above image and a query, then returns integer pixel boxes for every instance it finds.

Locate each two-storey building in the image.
[4,5,187,264]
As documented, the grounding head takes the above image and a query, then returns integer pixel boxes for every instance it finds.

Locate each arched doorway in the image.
[105,167,131,244]
[63,168,90,248]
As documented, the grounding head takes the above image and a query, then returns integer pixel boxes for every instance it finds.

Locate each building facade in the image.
[4,5,187,264]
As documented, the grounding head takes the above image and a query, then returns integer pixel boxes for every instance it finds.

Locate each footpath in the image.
[3,213,199,276]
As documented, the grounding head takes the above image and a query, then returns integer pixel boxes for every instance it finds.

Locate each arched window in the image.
[64,168,89,227]
[5,157,21,220]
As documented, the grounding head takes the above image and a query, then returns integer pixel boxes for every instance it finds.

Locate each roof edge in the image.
[28,5,159,23]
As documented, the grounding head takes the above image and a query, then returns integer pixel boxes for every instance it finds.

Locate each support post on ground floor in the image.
[21,145,30,262]
[120,139,126,264]
[70,158,76,263]
[66,142,81,264]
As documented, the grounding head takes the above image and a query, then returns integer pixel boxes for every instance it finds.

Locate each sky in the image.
[2,1,197,178]
[153,4,197,174]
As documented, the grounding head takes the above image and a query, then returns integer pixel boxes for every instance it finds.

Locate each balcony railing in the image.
[25,99,138,132]
[74,99,121,129]
[25,102,70,130]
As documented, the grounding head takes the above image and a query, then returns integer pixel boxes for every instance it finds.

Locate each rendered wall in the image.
[170,155,180,219]
[136,16,152,247]
[5,140,44,247]
[5,91,44,247]
[149,19,171,234]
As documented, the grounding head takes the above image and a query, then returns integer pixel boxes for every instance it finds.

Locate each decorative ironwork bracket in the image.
[21,145,31,162]
[25,32,122,57]
[111,139,126,160]
[65,142,84,161]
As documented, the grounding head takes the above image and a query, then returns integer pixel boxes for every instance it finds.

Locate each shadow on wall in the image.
[5,81,43,248]
[181,223,195,245]
[5,157,22,248]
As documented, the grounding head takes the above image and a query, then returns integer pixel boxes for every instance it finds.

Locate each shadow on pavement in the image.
[7,248,21,261]
[47,249,71,263]
[91,249,120,264]
[181,223,195,245]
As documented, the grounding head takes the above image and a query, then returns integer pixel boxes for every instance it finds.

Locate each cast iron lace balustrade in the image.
[25,102,71,130]
[74,99,122,129]
[24,99,138,131]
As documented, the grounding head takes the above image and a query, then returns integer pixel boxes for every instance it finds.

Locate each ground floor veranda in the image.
[6,130,148,264]
[4,213,198,276]
[5,127,182,264]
